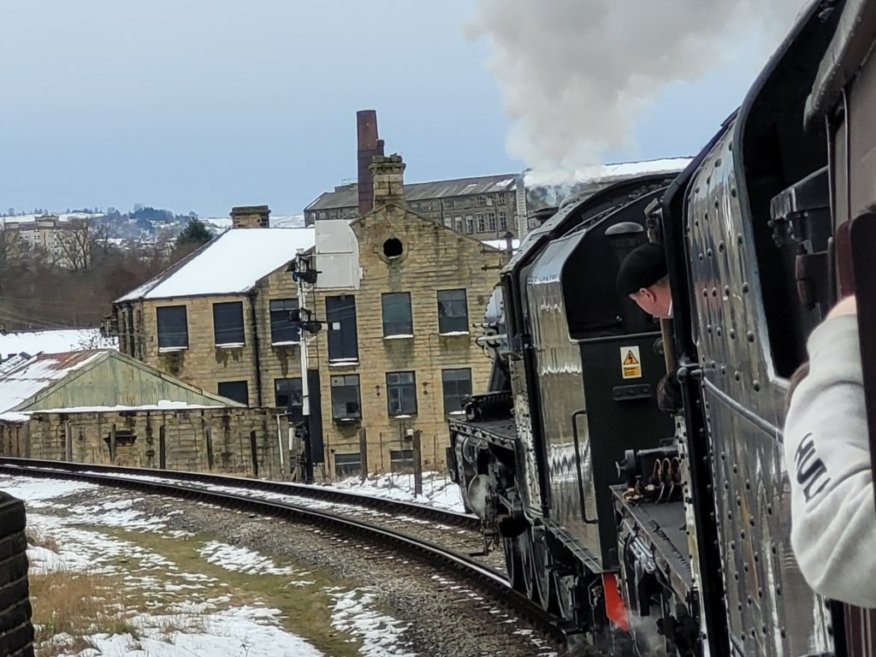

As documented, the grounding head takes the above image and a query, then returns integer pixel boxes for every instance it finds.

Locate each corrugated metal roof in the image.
[117,227,315,302]
[305,174,519,211]
[0,351,105,414]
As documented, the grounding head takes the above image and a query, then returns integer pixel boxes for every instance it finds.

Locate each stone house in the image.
[112,208,315,411]
[0,349,288,478]
[111,157,506,479]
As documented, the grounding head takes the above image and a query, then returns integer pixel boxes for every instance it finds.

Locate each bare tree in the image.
[53,219,91,271]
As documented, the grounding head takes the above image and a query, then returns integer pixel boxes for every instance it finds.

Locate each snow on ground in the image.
[328,471,466,513]
[199,540,312,581]
[328,588,417,657]
[72,606,325,657]
[1,473,418,657]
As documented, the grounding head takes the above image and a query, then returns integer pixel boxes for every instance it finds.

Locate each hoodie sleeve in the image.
[783,314,876,608]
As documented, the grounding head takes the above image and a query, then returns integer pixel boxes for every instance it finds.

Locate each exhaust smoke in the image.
[468,0,809,179]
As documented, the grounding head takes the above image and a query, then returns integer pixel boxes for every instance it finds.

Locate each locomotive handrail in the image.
[570,409,597,525]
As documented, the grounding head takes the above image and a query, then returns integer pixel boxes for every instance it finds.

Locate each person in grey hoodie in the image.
[783,295,876,608]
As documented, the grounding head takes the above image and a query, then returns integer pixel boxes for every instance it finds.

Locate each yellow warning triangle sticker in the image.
[623,350,639,365]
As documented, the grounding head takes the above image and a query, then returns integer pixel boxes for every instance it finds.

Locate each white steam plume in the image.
[469,0,809,179]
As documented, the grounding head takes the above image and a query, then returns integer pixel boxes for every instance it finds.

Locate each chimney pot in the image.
[370,154,406,208]
[231,205,271,229]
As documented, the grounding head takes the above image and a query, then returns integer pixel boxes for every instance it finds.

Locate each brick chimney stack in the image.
[231,205,271,229]
[357,109,384,216]
[370,154,406,208]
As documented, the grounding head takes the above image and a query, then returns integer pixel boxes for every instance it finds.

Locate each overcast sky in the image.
[0,1,801,218]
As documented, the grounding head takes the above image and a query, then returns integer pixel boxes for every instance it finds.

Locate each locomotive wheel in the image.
[530,528,551,610]
[503,536,526,592]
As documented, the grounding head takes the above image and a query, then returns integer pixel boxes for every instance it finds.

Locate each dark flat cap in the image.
[616,242,667,296]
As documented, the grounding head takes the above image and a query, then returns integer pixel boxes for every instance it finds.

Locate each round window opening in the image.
[383,238,403,259]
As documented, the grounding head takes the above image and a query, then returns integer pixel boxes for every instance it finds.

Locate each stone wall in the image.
[0,492,34,657]
[0,408,290,479]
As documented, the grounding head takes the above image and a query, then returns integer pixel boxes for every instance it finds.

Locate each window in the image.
[157,306,188,350]
[335,452,362,478]
[487,213,497,232]
[477,216,486,233]
[218,380,249,405]
[444,217,452,228]
[387,371,417,416]
[270,298,300,344]
[437,289,468,334]
[442,368,472,415]
[454,217,463,232]
[390,449,415,474]
[499,211,508,232]
[275,377,303,416]
[382,293,412,336]
[465,217,474,234]
[213,301,244,346]
[326,296,358,362]
[331,375,361,420]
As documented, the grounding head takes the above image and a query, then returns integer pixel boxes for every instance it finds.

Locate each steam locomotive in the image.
[447,1,876,655]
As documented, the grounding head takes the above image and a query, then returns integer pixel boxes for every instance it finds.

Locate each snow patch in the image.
[328,587,416,657]
[329,472,466,513]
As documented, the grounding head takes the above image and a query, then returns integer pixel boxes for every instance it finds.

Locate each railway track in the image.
[0,457,567,644]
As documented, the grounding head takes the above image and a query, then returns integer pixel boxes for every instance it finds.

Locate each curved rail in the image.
[0,459,567,642]
[0,457,477,529]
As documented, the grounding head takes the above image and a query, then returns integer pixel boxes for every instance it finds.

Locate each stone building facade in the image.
[112,211,315,416]
[111,156,506,479]
[308,153,504,478]
[303,110,525,241]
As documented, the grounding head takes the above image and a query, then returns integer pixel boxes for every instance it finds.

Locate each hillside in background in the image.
[0,206,305,243]
[0,206,305,332]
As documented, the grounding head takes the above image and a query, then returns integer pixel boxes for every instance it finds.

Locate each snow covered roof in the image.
[117,227,315,302]
[0,329,117,360]
[524,157,692,187]
[0,351,103,416]
[28,400,225,414]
